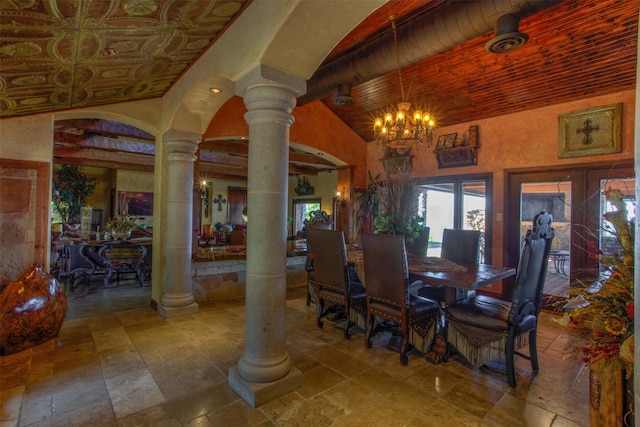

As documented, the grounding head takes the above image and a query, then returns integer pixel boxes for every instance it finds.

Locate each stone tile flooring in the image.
[1,280,590,426]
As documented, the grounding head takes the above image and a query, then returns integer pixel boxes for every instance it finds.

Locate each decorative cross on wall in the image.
[213,194,227,212]
[576,119,599,145]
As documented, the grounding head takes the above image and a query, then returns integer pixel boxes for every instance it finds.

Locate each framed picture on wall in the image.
[558,103,622,158]
[436,133,456,150]
[118,191,154,216]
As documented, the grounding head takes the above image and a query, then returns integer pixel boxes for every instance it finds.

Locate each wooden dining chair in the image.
[417,228,481,303]
[308,229,366,339]
[304,214,334,306]
[445,211,554,387]
[361,233,440,365]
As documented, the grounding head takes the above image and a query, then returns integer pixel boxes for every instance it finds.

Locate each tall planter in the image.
[589,359,634,427]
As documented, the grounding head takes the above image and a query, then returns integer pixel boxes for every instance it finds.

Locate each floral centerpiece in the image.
[561,188,634,378]
[105,214,138,240]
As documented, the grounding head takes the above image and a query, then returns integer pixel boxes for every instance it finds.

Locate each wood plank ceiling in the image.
[2,0,638,179]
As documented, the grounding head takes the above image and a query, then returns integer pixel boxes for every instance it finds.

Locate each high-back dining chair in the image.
[304,213,334,306]
[440,228,482,264]
[361,233,440,365]
[418,228,481,303]
[445,211,554,387]
[308,229,366,339]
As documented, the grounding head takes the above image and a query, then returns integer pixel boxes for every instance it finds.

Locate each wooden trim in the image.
[0,158,50,270]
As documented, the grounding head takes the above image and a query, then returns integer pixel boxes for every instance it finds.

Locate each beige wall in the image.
[366,90,636,268]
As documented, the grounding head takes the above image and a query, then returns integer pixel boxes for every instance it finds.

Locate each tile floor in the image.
[1,279,590,426]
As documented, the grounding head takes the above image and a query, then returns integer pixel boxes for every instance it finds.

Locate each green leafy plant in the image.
[52,165,97,224]
[373,155,426,244]
[374,213,425,244]
[354,170,381,237]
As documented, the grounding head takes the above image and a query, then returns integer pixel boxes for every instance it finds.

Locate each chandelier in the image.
[373,17,436,152]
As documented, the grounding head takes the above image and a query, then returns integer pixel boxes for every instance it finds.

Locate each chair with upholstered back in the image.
[440,228,482,264]
[308,229,366,339]
[445,211,554,387]
[361,233,440,365]
[418,228,481,303]
[304,211,333,306]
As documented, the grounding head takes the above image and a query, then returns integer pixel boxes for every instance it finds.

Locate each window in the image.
[291,198,321,236]
[418,174,492,262]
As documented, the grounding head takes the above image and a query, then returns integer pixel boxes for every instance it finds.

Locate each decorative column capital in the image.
[236,64,306,99]
[162,129,201,162]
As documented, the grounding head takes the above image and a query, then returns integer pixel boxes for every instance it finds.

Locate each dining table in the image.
[346,247,516,363]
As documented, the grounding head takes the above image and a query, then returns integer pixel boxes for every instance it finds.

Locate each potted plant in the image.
[52,165,97,226]
[373,213,426,245]
[353,170,381,240]
[372,153,427,247]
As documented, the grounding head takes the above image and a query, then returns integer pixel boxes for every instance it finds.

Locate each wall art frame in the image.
[558,103,622,159]
[436,133,457,150]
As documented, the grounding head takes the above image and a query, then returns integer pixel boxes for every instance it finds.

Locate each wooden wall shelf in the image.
[435,146,478,168]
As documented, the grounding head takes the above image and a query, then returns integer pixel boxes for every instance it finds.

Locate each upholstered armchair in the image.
[445,211,554,387]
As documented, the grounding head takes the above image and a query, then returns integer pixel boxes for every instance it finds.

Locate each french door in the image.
[505,162,634,307]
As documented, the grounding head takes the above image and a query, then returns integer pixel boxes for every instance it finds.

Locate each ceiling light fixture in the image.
[209,87,221,94]
[100,48,118,56]
[373,16,436,153]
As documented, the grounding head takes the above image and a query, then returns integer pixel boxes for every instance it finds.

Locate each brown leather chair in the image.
[308,229,366,339]
[418,228,481,303]
[304,211,333,306]
[445,211,554,387]
[361,233,440,365]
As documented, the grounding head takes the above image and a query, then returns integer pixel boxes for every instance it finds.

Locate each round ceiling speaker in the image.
[484,14,529,53]
[332,83,355,106]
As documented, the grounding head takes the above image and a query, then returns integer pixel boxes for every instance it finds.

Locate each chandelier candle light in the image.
[374,16,436,151]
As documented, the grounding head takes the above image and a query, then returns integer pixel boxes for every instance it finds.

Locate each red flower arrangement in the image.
[560,188,634,377]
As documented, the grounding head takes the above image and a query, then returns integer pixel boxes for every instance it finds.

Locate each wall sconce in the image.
[200,179,209,218]
[335,186,347,209]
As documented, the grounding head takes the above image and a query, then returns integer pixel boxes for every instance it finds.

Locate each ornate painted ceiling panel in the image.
[0,0,247,117]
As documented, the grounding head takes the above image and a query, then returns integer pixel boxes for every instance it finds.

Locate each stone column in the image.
[157,130,200,318]
[228,65,305,408]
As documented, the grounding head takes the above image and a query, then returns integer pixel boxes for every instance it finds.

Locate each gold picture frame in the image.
[436,133,456,150]
[558,103,622,159]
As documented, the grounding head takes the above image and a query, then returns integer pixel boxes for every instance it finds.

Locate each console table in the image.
[76,240,150,288]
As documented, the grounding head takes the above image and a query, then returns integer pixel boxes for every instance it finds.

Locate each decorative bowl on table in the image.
[111,231,132,241]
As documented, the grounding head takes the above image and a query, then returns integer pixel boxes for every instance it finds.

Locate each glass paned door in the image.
[421,178,488,259]
[462,181,487,262]
[598,177,636,278]
[520,181,572,297]
[421,183,454,256]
